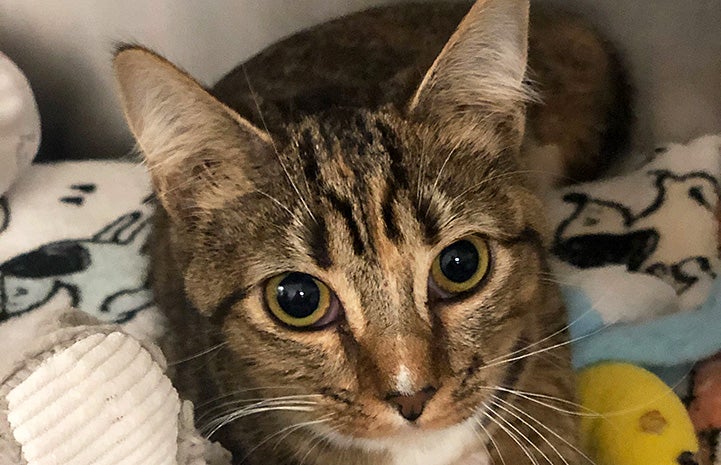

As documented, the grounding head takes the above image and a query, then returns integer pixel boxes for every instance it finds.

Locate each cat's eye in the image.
[264,272,341,329]
[429,235,490,297]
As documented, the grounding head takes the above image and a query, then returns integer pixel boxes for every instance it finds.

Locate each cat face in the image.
[114,0,559,447]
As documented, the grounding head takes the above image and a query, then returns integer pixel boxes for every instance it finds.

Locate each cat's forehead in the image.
[287,108,406,163]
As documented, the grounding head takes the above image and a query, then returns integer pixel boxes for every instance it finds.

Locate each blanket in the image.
[0,161,164,374]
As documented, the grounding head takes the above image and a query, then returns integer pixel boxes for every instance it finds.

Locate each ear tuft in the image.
[408,0,532,126]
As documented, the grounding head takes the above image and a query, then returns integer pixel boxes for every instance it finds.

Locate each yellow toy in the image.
[578,363,699,465]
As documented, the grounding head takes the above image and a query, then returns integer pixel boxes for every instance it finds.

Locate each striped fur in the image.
[113,1,629,464]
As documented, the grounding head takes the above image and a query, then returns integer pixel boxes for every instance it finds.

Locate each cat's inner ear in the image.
[408,0,531,132]
[113,46,273,221]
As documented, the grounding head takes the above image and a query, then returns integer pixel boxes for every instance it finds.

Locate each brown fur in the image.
[114,1,628,464]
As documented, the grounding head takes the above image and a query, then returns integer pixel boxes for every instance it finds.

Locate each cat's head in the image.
[114,0,555,443]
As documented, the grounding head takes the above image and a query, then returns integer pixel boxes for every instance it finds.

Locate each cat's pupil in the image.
[439,240,479,283]
[276,272,321,318]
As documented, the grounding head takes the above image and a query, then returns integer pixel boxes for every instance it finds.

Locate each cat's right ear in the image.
[113,45,273,222]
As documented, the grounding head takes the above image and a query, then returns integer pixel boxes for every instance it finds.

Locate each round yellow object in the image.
[578,363,698,465]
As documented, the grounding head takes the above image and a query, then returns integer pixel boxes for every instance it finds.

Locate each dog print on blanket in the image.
[0,209,152,323]
[553,169,720,305]
[0,161,155,325]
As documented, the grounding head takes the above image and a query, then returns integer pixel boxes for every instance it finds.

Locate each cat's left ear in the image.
[408,0,530,141]
[113,46,274,222]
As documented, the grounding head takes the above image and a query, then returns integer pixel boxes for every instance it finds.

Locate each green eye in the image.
[430,236,490,295]
[264,272,339,328]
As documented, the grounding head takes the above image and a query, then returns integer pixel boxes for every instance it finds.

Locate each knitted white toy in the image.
[0,306,232,465]
[0,52,40,196]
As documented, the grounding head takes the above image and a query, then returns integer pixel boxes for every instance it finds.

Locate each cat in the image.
[113,1,629,464]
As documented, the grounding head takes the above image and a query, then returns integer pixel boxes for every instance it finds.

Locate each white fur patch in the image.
[316,415,488,465]
[395,365,414,394]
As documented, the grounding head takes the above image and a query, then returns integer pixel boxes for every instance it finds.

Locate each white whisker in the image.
[198,394,322,422]
[240,65,317,224]
[472,410,507,465]
[298,430,330,465]
[167,342,228,367]
[198,386,312,408]
[490,396,569,465]
[239,414,333,463]
[201,396,321,439]
[493,396,597,465]
[482,324,606,371]
[482,402,539,465]
[478,385,598,416]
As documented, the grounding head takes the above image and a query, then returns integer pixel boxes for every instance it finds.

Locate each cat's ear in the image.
[408,0,530,136]
[113,46,273,222]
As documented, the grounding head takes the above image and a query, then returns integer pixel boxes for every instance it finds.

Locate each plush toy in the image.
[547,134,721,465]
[0,161,231,464]
[0,305,232,465]
[0,52,40,196]
[578,363,699,465]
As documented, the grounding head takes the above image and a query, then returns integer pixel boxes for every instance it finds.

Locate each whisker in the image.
[478,386,598,418]
[448,169,577,208]
[416,130,428,210]
[254,188,305,225]
[240,65,317,224]
[203,403,319,439]
[273,414,334,451]
[428,138,464,211]
[198,394,322,422]
[478,385,598,416]
[470,409,506,465]
[167,341,228,367]
[298,430,330,465]
[490,396,569,465]
[475,416,508,465]
[197,386,312,408]
[482,323,607,371]
[482,402,540,465]
[493,396,597,465]
[239,414,333,463]
[487,402,553,465]
[201,395,321,437]
[482,298,611,369]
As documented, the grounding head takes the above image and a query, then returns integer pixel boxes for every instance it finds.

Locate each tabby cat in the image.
[113,1,629,464]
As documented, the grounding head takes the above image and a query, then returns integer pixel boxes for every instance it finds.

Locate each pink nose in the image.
[386,386,437,421]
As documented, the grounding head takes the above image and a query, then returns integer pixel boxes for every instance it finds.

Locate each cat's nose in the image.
[386,386,437,421]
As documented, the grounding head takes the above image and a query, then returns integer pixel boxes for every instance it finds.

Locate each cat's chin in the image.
[309,414,485,462]
[310,409,482,448]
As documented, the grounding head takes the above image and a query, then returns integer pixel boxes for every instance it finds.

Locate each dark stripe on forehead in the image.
[305,215,332,269]
[415,195,442,245]
[375,120,409,243]
[375,120,409,189]
[319,110,375,157]
[381,182,401,241]
[324,189,365,256]
[298,129,320,184]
